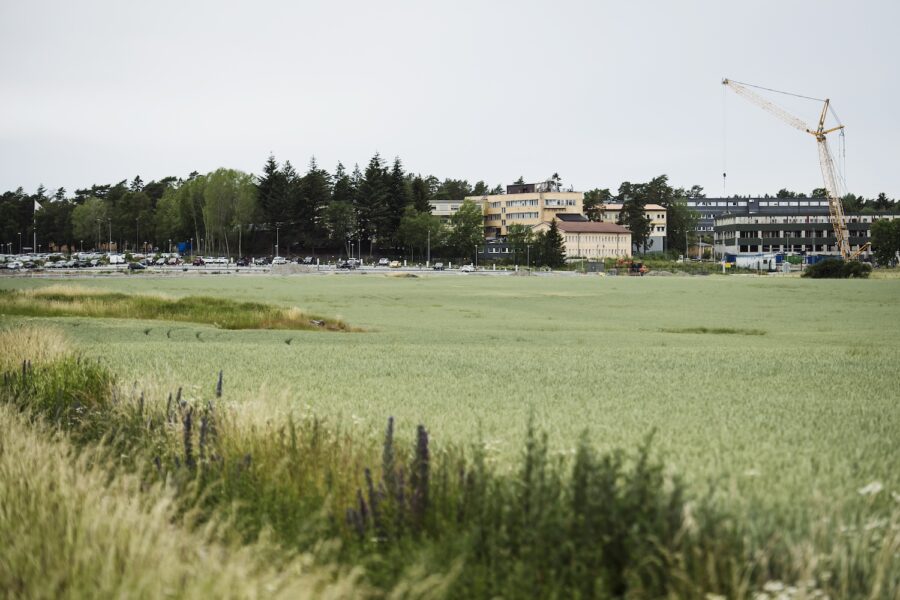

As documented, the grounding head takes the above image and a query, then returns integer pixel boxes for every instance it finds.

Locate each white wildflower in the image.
[763,581,785,593]
[858,481,884,496]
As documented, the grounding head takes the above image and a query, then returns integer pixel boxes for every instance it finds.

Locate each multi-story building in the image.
[597,203,667,252]
[713,213,898,255]
[687,197,831,235]
[532,221,631,259]
[430,199,464,225]
[466,183,583,238]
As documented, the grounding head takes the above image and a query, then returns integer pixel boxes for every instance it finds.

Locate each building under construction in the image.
[713,211,898,255]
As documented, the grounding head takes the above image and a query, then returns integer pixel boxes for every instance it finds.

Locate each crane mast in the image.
[722,78,852,259]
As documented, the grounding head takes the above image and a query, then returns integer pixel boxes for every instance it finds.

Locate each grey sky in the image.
[2,0,898,199]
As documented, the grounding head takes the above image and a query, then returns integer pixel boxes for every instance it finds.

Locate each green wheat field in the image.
[1,273,898,598]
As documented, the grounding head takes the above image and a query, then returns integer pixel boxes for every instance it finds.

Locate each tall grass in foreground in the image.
[1,324,897,599]
[0,286,355,330]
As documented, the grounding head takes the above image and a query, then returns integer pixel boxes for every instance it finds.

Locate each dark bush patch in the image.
[802,259,872,279]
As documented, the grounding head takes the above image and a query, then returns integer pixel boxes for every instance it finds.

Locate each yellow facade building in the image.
[465,183,584,238]
[531,221,632,259]
[597,203,667,252]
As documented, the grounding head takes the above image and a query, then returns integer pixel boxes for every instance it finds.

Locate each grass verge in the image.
[0,286,355,331]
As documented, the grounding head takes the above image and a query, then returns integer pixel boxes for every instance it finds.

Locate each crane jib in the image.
[722,77,854,260]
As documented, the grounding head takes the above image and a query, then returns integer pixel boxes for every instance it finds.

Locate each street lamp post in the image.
[527,244,531,269]
[136,217,140,254]
[18,232,22,254]
[107,219,112,254]
[275,223,281,258]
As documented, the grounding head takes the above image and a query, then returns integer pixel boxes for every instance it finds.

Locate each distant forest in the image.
[0,152,896,257]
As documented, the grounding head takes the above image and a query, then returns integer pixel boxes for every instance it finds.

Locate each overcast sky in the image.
[2,0,898,199]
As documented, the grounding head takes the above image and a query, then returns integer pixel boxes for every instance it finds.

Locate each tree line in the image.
[1,157,896,260]
[0,154,503,260]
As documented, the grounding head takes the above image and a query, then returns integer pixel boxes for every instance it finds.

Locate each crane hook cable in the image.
[726,78,825,103]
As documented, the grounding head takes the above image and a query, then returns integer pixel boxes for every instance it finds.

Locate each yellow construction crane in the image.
[722,78,865,260]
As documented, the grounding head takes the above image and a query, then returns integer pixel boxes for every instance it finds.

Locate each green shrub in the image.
[802,259,872,278]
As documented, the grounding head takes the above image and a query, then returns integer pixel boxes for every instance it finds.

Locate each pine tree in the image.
[257,155,290,225]
[543,219,566,268]
[386,157,410,245]
[356,153,390,249]
[299,157,331,250]
[410,175,432,213]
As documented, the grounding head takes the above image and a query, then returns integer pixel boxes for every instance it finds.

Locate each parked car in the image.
[6,261,22,270]
[192,258,205,266]
[128,262,146,270]
[272,256,287,265]
[377,258,390,267]
[459,264,475,272]
[235,258,249,267]
[389,260,401,268]
[432,262,445,270]
[338,260,357,270]
[302,256,315,265]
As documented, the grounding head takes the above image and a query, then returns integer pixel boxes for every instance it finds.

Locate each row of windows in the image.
[575,248,628,257]
[508,212,540,220]
[759,201,830,207]
[544,199,578,207]
[565,235,626,243]
[687,200,830,208]
[506,199,540,207]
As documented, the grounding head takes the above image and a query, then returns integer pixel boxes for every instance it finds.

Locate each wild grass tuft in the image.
[661,326,767,335]
[0,287,356,331]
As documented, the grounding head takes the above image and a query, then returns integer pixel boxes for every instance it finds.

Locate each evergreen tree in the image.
[386,157,410,243]
[410,175,433,213]
[257,155,291,225]
[542,219,566,268]
[299,157,331,250]
[356,153,390,249]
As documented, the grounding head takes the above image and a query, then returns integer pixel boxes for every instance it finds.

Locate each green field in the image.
[2,273,898,521]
